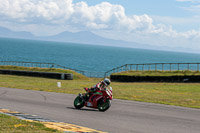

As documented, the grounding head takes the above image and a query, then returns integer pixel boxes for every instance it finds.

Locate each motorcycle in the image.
[74,87,113,112]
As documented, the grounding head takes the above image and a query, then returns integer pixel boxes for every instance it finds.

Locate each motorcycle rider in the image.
[81,78,111,100]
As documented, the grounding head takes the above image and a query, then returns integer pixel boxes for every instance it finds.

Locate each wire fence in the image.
[104,63,200,77]
[0,61,106,78]
[0,61,54,68]
[1,61,200,78]
[0,61,85,75]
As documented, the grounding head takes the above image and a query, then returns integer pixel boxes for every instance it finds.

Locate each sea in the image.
[0,37,200,77]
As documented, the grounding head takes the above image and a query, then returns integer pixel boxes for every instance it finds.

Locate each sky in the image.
[0,0,200,53]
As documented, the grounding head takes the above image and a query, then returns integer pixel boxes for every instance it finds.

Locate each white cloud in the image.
[184,5,200,14]
[0,0,74,23]
[0,0,156,31]
[151,15,200,26]
[176,0,200,3]
[177,0,200,15]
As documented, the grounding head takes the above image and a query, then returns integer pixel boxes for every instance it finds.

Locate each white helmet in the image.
[103,78,111,86]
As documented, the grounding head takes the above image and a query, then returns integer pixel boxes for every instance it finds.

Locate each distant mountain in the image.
[0,27,34,39]
[0,26,195,53]
[0,26,149,48]
[39,31,146,48]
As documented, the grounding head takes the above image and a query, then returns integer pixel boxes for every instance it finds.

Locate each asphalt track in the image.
[0,87,200,133]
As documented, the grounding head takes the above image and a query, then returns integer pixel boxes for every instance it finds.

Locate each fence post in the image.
[198,64,199,72]
[133,65,135,71]
[162,64,164,71]
[148,65,151,71]
[142,64,144,71]
[187,63,189,71]
[136,64,138,71]
[125,64,128,71]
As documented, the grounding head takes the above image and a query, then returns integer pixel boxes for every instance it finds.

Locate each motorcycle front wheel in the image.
[98,99,111,112]
[74,96,85,109]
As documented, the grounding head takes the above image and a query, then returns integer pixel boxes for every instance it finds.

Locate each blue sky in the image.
[0,0,200,53]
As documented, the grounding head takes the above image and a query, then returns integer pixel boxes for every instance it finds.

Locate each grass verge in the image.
[0,74,200,109]
[112,70,200,76]
[0,65,88,80]
[0,113,61,133]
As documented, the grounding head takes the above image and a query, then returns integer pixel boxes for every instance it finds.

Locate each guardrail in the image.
[0,61,85,75]
[104,63,200,77]
[1,61,200,78]
[0,61,105,78]
[54,65,105,78]
[0,61,55,68]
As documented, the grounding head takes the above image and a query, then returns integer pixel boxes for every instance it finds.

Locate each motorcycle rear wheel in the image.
[98,99,111,112]
[74,96,85,109]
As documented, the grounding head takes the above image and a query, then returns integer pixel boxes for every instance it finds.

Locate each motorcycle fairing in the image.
[85,92,103,108]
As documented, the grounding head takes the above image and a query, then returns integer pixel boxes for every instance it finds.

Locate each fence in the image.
[1,61,200,78]
[104,63,200,77]
[0,61,106,78]
[0,61,85,75]
[0,61,55,68]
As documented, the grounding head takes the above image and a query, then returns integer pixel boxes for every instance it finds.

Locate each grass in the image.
[0,114,61,133]
[0,74,98,94]
[0,74,200,109]
[0,65,88,80]
[112,70,200,76]
[113,82,200,108]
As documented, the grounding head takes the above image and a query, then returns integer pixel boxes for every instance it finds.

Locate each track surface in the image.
[0,87,200,133]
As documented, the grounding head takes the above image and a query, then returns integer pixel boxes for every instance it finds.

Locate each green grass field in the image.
[0,114,61,133]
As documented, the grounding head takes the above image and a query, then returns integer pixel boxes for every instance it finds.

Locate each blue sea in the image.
[0,37,200,74]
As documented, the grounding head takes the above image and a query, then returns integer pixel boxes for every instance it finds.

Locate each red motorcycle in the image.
[74,87,113,112]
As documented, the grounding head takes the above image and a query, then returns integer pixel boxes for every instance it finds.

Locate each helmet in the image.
[103,78,111,86]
